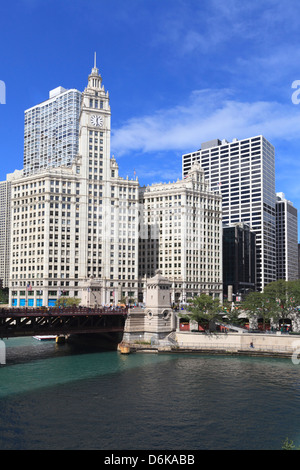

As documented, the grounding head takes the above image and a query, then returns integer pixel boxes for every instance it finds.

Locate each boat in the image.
[33,335,57,341]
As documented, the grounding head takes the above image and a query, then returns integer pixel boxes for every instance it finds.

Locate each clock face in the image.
[91,115,104,127]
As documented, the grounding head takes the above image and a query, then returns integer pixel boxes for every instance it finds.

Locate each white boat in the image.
[33,335,57,341]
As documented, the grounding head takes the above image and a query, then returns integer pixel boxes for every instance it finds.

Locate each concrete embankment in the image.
[121,332,300,359]
[169,332,300,358]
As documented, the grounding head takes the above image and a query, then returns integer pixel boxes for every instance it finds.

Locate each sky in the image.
[1,0,300,234]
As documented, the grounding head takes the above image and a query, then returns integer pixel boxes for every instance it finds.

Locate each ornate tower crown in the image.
[88,52,102,89]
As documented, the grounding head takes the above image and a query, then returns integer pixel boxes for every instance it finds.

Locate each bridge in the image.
[0,307,128,339]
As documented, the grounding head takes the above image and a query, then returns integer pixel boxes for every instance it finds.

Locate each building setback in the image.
[182,136,276,291]
[276,192,298,281]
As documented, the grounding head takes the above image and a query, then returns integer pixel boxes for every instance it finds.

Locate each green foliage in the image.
[55,296,81,308]
[0,288,8,304]
[242,291,281,327]
[223,306,246,326]
[222,300,232,313]
[181,280,300,333]
[264,279,300,316]
[182,294,220,325]
[238,279,300,330]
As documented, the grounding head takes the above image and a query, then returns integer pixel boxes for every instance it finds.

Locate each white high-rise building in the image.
[0,170,23,288]
[23,86,81,176]
[276,192,298,281]
[9,58,227,308]
[9,59,139,307]
[139,163,223,303]
[182,136,276,291]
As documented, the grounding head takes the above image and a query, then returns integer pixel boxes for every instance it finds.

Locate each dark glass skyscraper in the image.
[223,223,256,300]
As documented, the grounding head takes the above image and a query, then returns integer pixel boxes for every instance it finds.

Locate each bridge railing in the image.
[0,306,128,316]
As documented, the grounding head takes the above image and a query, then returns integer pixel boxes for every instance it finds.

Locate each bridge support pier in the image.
[122,270,175,345]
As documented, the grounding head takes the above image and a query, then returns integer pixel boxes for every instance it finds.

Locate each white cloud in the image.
[112,88,300,157]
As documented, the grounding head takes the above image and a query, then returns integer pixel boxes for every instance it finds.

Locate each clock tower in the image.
[78,52,111,180]
[77,55,139,306]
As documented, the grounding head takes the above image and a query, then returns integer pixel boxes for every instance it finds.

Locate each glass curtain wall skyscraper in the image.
[23,86,81,176]
[182,136,276,291]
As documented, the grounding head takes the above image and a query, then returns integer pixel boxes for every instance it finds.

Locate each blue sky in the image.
[1,0,300,233]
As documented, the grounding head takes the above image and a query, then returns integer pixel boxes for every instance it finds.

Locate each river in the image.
[0,337,300,450]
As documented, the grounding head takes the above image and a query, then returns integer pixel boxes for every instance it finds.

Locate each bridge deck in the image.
[0,307,128,338]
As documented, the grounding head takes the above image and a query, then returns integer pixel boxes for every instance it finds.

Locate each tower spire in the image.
[92,51,99,75]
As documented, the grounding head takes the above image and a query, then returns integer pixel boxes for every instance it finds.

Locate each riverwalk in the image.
[121,331,300,359]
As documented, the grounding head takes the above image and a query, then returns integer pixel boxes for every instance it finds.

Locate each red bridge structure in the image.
[0,306,128,339]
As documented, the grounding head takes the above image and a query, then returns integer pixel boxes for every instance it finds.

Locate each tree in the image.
[55,297,81,308]
[223,303,246,327]
[241,291,280,330]
[264,279,300,319]
[288,280,300,306]
[0,288,8,304]
[181,294,220,330]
